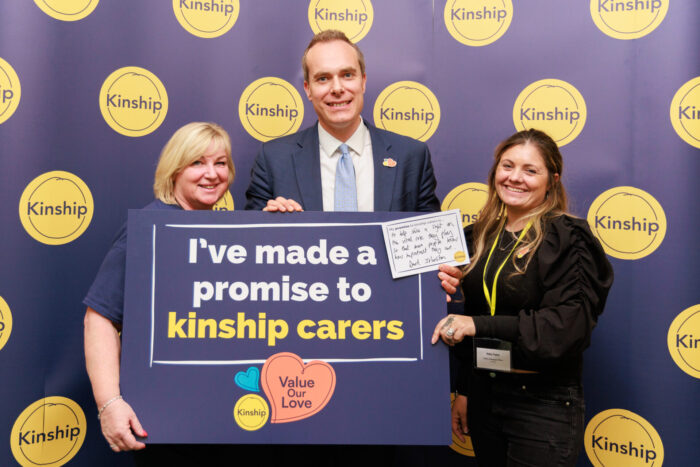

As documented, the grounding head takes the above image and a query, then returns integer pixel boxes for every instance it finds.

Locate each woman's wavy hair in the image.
[465,129,568,276]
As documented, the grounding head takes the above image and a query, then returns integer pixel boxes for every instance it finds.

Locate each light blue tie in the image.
[334,143,357,211]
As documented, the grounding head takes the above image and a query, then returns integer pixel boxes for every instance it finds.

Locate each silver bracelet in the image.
[97,395,123,420]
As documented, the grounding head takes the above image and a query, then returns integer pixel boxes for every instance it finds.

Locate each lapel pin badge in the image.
[382,157,397,167]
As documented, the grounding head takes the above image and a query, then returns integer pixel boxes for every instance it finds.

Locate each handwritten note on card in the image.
[382,210,469,279]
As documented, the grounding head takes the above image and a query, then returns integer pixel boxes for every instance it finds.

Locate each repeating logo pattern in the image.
[308,0,374,43]
[590,0,669,40]
[0,296,13,351]
[444,0,513,46]
[33,0,99,21]
[667,304,700,379]
[670,76,700,149]
[173,0,240,38]
[373,81,441,142]
[0,57,21,124]
[585,408,664,466]
[441,182,489,228]
[587,186,666,260]
[10,396,87,467]
[238,77,304,142]
[18,171,94,245]
[99,66,168,137]
[513,79,587,147]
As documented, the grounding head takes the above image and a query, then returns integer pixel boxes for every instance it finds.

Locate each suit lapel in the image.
[369,124,397,211]
[292,124,324,211]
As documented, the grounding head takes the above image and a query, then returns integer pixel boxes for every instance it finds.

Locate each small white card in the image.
[475,347,512,372]
[382,210,469,279]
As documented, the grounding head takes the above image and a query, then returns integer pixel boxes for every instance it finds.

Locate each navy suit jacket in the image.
[244,121,440,212]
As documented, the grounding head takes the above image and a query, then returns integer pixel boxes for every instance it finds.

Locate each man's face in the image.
[304,40,366,140]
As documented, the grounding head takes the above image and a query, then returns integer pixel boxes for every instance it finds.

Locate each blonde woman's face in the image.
[172,141,229,210]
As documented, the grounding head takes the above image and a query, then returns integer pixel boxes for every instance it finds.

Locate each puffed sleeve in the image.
[516,215,613,362]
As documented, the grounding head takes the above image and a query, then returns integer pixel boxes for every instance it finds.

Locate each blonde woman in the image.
[84,122,234,464]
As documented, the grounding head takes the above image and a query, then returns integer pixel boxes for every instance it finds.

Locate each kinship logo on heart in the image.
[261,352,336,423]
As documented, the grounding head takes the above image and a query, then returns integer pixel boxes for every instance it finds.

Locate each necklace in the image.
[498,230,517,251]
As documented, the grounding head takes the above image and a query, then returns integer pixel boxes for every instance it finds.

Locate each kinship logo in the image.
[308,0,374,43]
[513,79,587,147]
[173,0,240,38]
[11,396,87,467]
[234,394,269,431]
[0,57,21,124]
[0,296,13,351]
[373,81,441,142]
[19,171,94,245]
[590,0,668,40]
[667,304,700,379]
[670,76,700,149]
[99,66,168,137]
[587,186,666,260]
[442,183,488,228]
[585,409,664,466]
[238,77,304,142]
[33,0,99,21]
[213,190,234,211]
[444,0,513,47]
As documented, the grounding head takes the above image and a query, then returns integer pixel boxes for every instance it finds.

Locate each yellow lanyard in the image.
[482,221,532,316]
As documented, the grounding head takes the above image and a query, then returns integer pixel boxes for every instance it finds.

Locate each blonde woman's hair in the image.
[466,129,568,276]
[153,122,234,205]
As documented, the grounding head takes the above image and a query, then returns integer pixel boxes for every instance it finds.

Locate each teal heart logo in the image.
[235,367,260,392]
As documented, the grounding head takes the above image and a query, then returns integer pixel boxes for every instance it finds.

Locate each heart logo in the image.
[261,352,336,424]
[234,366,260,392]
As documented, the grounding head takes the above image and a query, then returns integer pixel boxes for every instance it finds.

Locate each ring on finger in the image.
[446,327,455,337]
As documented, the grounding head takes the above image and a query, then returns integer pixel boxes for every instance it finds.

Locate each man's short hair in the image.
[301,29,366,82]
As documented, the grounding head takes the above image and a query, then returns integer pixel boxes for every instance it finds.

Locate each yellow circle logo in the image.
[513,79,586,147]
[33,0,99,21]
[668,304,700,379]
[449,393,474,456]
[99,66,168,137]
[213,191,235,211]
[585,408,664,466]
[670,76,700,149]
[590,0,668,40]
[172,0,240,38]
[442,182,488,228]
[11,396,87,467]
[234,394,269,431]
[587,186,666,260]
[238,77,304,142]
[0,57,21,125]
[0,296,13,351]
[373,81,441,142]
[444,0,513,47]
[19,171,94,245]
[308,0,374,43]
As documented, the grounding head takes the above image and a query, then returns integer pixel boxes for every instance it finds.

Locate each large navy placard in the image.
[121,210,450,444]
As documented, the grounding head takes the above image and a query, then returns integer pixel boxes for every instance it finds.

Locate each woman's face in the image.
[173,141,229,211]
[494,143,555,219]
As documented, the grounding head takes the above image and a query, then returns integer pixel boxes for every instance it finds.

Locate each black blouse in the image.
[455,215,613,393]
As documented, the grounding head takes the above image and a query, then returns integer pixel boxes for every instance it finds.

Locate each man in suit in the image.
[244,29,440,213]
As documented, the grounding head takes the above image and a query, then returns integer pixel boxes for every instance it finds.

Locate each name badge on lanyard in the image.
[475,221,537,374]
[474,337,512,372]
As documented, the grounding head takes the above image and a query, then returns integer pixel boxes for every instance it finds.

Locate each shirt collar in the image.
[318,118,367,158]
